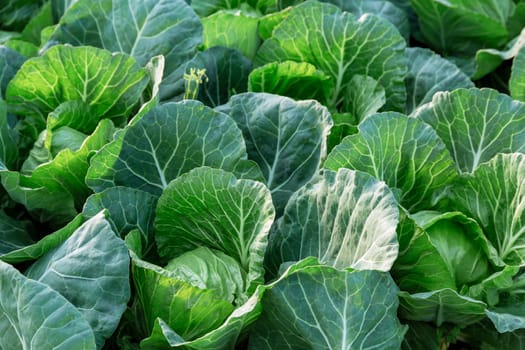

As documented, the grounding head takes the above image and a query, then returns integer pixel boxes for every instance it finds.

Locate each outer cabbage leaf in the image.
[256,1,407,112]
[248,259,407,349]
[510,45,525,102]
[183,47,252,107]
[223,93,332,213]
[52,0,201,101]
[398,289,487,327]
[319,0,410,41]
[267,168,399,273]
[25,213,131,348]
[0,259,96,349]
[326,113,457,212]
[248,61,332,103]
[405,47,474,114]
[86,101,259,196]
[448,153,525,266]
[0,214,83,263]
[6,45,149,128]
[410,0,512,56]
[155,167,274,291]
[83,186,157,255]
[413,88,525,173]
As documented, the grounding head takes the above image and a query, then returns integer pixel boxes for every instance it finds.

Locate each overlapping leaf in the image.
[256,1,407,112]
[325,113,457,211]
[223,93,332,213]
[0,260,96,349]
[448,153,525,266]
[155,167,274,291]
[267,168,399,273]
[413,88,525,173]
[25,213,130,348]
[86,101,260,196]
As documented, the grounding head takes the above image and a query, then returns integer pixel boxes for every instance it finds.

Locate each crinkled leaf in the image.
[26,213,131,348]
[413,88,525,173]
[448,153,525,266]
[256,1,407,112]
[248,61,332,103]
[325,113,457,211]
[249,261,407,349]
[510,45,525,102]
[202,11,259,60]
[6,45,149,129]
[267,168,399,273]
[398,289,487,327]
[0,259,96,349]
[155,167,274,291]
[405,47,474,114]
[0,214,83,264]
[342,75,386,124]
[86,101,257,196]
[224,93,332,213]
[184,47,252,107]
[52,0,201,98]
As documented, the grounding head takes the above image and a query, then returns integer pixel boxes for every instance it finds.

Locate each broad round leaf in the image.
[6,45,149,124]
[52,0,201,80]
[256,1,407,112]
[405,47,474,114]
[0,260,96,349]
[413,88,525,173]
[448,153,525,266]
[224,92,332,213]
[267,168,399,272]
[326,113,457,212]
[87,101,258,196]
[25,213,131,348]
[249,261,407,349]
[155,167,275,291]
